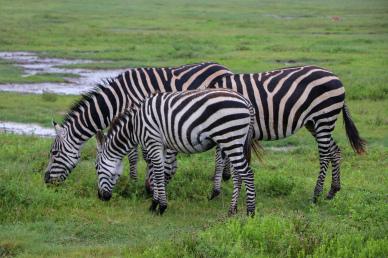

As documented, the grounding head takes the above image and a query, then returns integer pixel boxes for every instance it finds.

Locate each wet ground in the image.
[0,52,123,95]
[0,121,55,137]
[0,52,296,152]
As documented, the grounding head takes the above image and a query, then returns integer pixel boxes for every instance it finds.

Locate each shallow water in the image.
[0,52,123,95]
[0,121,55,138]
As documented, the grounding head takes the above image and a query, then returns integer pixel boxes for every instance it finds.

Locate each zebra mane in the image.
[62,76,121,125]
[106,108,133,138]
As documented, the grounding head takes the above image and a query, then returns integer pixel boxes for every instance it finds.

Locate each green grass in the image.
[0,92,77,126]
[0,0,387,257]
[0,98,387,257]
[0,0,387,99]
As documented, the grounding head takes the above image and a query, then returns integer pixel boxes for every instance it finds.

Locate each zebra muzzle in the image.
[44,172,64,185]
[98,189,112,201]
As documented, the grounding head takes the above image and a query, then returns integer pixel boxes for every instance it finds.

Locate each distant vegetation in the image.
[0,0,387,257]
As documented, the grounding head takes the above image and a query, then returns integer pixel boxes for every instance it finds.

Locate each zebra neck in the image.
[63,87,133,145]
[61,122,88,152]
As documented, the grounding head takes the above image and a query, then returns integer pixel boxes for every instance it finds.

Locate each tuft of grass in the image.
[0,240,24,257]
[41,91,58,102]
[256,173,295,197]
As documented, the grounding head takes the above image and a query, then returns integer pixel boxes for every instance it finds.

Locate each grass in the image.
[0,0,387,257]
[0,99,387,256]
[0,0,387,99]
[0,92,77,126]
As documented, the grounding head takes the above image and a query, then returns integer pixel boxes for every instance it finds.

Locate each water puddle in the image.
[0,121,55,137]
[0,52,123,95]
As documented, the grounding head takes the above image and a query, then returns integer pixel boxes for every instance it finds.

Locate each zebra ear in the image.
[52,120,64,136]
[95,131,106,149]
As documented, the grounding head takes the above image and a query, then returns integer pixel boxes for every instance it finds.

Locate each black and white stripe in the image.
[44,62,232,183]
[95,89,256,216]
[209,65,365,201]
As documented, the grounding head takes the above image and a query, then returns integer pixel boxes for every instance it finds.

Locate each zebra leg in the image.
[127,148,138,180]
[164,149,178,185]
[327,140,341,200]
[238,167,255,216]
[310,121,335,203]
[148,160,158,212]
[146,149,176,195]
[209,146,225,200]
[142,147,155,194]
[145,161,154,195]
[228,172,242,215]
[222,157,231,181]
[147,145,167,215]
[223,145,256,216]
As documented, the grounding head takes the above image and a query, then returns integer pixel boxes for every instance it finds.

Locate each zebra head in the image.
[95,131,124,201]
[44,121,81,184]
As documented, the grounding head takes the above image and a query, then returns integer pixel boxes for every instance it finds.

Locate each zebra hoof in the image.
[228,206,238,216]
[326,187,340,200]
[159,204,167,215]
[311,196,318,204]
[149,200,158,212]
[208,189,220,200]
[247,209,255,217]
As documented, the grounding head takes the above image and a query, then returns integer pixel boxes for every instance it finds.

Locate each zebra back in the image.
[209,65,345,141]
[62,62,231,143]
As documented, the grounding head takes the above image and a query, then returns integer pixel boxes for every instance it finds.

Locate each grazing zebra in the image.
[208,65,366,202]
[44,62,232,184]
[95,89,257,216]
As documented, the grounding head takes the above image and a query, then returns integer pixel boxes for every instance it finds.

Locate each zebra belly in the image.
[163,134,215,154]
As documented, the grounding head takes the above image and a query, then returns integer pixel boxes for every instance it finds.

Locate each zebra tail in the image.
[244,124,254,164]
[251,140,264,162]
[342,104,366,155]
[244,105,264,164]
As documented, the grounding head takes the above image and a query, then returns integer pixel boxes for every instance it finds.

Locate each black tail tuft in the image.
[343,104,366,155]
[243,126,253,164]
[251,140,264,162]
[244,104,264,164]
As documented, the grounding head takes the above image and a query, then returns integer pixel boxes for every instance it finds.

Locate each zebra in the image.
[95,89,257,216]
[208,65,366,202]
[143,65,366,202]
[44,62,232,184]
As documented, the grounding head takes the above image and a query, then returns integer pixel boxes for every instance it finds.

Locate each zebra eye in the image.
[52,150,60,156]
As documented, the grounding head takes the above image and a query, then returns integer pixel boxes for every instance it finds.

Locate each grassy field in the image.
[0,0,387,257]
